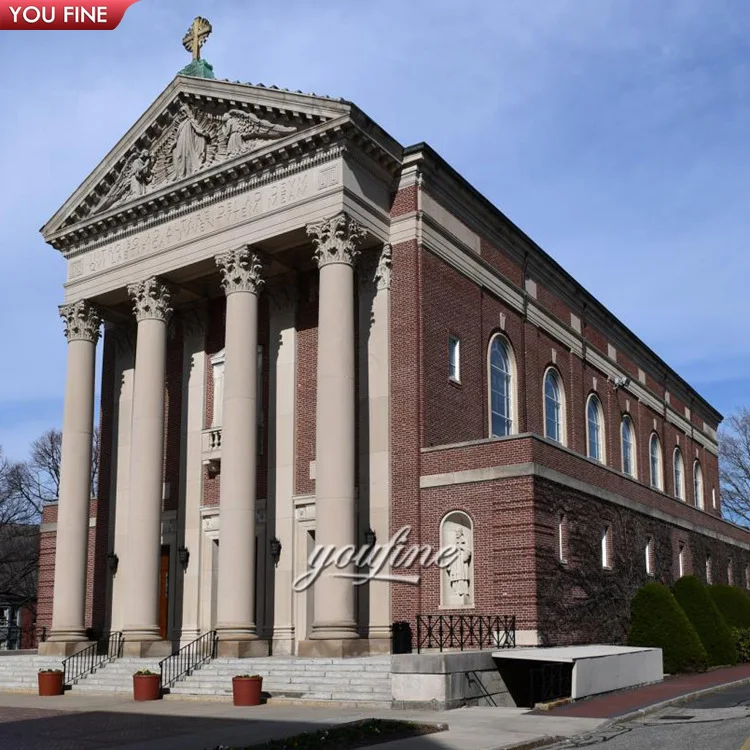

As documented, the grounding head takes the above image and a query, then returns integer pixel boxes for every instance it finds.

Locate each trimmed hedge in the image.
[673,576,737,667]
[708,585,750,629]
[627,582,708,674]
[730,627,750,663]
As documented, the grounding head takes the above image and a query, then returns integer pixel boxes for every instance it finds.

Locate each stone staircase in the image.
[0,654,64,693]
[168,656,393,707]
[67,657,162,693]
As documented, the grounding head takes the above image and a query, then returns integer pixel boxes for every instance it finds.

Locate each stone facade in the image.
[36,67,746,657]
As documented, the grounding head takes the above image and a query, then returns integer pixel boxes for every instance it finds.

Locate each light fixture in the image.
[107,552,119,574]
[178,545,190,569]
[364,528,377,547]
[269,537,282,563]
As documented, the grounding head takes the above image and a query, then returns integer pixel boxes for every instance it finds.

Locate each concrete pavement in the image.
[0,692,604,750]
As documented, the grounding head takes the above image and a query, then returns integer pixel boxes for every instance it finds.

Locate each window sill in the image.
[448,377,462,388]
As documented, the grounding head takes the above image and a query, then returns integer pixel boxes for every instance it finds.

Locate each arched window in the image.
[649,433,663,490]
[586,394,605,462]
[621,416,636,478]
[544,368,564,444]
[489,336,514,438]
[673,448,685,500]
[693,461,704,510]
[440,511,474,608]
[645,536,655,576]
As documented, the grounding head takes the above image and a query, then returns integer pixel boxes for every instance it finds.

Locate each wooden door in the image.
[159,545,170,639]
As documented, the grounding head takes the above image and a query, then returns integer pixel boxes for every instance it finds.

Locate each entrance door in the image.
[159,545,170,639]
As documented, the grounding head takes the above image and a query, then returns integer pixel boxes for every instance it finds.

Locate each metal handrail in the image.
[63,631,123,686]
[159,630,217,693]
[415,614,516,653]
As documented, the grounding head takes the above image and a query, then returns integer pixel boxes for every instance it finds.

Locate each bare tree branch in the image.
[719,408,750,528]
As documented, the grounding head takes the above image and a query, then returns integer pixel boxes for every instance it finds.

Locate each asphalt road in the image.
[549,683,750,750]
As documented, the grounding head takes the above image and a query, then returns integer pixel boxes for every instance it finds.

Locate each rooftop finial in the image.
[183,16,212,61]
[178,16,215,79]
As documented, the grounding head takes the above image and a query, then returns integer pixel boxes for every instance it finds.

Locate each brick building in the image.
[37,47,749,657]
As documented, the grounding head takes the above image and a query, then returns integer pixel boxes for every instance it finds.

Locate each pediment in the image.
[42,75,353,245]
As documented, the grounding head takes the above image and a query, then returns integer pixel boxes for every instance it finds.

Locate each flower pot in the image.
[132,674,162,701]
[232,676,263,706]
[37,671,64,697]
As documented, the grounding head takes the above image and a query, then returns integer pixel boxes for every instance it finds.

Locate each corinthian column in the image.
[42,301,101,655]
[214,246,267,657]
[122,278,172,656]
[305,212,367,652]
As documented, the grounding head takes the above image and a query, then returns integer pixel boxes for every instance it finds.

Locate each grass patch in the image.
[211,718,446,749]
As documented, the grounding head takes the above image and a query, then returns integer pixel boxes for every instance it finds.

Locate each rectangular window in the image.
[557,514,567,564]
[601,526,611,569]
[646,537,654,576]
[706,554,713,584]
[728,560,734,586]
[448,336,461,383]
[712,487,717,509]
[678,543,685,578]
[746,564,750,590]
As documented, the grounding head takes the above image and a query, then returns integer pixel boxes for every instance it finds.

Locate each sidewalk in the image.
[537,662,750,719]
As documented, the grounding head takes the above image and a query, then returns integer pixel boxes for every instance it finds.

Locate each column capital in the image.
[375,243,392,291]
[216,246,265,296]
[127,277,173,323]
[59,300,101,343]
[307,212,367,269]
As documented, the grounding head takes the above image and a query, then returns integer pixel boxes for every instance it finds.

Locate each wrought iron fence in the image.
[159,630,217,693]
[63,631,123,686]
[415,614,516,653]
[0,625,47,651]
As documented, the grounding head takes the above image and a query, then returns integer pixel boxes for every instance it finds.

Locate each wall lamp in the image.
[178,545,190,570]
[364,528,377,547]
[107,552,119,575]
[269,537,282,564]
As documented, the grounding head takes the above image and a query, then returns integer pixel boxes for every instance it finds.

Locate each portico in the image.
[38,68,397,658]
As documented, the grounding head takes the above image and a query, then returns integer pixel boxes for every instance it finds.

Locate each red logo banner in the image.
[0,0,139,29]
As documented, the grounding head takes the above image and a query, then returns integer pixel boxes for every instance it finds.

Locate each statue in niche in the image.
[221,109,297,159]
[172,103,210,180]
[448,527,473,603]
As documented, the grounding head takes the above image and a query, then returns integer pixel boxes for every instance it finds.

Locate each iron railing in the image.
[0,625,46,651]
[63,631,123,686]
[159,630,217,693]
[415,614,516,653]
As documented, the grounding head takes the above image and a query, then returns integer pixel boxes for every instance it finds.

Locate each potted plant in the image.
[37,668,64,697]
[232,674,263,706]
[132,669,161,701]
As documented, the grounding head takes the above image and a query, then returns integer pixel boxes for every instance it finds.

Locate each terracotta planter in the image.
[132,674,162,701]
[232,676,263,706]
[37,671,64,697]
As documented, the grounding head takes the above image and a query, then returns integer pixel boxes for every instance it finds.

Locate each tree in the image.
[719,407,750,527]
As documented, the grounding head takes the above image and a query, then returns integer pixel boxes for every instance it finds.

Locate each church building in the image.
[37,20,750,658]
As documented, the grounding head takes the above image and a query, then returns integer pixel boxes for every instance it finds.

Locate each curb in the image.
[599,674,750,727]
[492,737,566,750]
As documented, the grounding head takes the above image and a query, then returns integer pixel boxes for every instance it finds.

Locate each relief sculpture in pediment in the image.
[90,101,299,216]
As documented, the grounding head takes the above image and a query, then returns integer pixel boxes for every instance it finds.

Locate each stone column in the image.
[122,278,172,656]
[303,212,367,655]
[42,301,101,656]
[214,246,268,657]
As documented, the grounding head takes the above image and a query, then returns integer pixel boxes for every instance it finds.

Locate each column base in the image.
[122,640,173,658]
[216,639,270,658]
[38,639,93,657]
[298,638,390,658]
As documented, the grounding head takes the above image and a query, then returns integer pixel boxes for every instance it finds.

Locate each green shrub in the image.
[672,576,737,667]
[730,627,750,663]
[627,581,708,674]
[708,585,750,628]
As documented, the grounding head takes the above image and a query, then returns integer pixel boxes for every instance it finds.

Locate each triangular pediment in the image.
[42,75,354,244]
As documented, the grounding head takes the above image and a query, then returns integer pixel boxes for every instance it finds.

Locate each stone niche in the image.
[440,511,474,608]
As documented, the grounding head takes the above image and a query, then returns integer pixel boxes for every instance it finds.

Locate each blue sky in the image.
[0,0,748,460]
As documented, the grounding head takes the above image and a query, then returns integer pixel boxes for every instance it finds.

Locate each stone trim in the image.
[40,517,97,533]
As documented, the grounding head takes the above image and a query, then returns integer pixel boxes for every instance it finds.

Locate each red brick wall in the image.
[295,272,318,497]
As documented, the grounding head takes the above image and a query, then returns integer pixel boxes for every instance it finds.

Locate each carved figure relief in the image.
[172,103,210,180]
[88,101,300,217]
[222,109,296,158]
[441,512,474,608]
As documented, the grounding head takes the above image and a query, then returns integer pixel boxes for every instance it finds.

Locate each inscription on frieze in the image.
[68,164,339,282]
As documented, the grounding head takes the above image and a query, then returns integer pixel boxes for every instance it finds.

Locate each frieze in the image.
[68,162,340,282]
